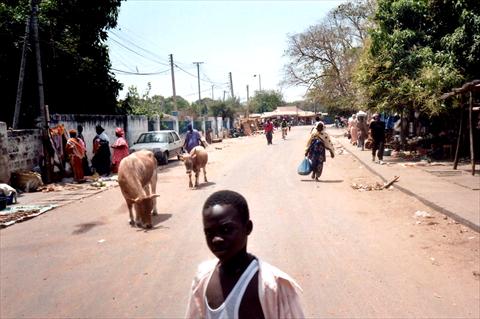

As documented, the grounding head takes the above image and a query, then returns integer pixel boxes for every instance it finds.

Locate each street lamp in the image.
[253,74,262,91]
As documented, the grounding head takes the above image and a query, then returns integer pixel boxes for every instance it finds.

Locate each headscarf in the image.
[316,121,325,131]
[96,124,105,133]
[69,129,77,137]
[115,127,124,137]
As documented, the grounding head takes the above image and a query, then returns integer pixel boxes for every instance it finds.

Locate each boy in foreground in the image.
[185,190,304,318]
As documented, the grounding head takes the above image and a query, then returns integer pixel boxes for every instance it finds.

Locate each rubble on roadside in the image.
[351,176,399,191]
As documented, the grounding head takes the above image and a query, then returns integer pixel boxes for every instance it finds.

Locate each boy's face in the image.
[202,204,252,263]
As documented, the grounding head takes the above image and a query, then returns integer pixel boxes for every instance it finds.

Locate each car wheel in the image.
[159,151,169,165]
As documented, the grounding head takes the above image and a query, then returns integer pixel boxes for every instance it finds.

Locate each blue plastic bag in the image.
[297,157,312,175]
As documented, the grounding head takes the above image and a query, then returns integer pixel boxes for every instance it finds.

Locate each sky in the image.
[107,0,346,104]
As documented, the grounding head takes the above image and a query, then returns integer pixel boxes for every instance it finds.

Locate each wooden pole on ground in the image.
[453,100,463,170]
[469,90,475,175]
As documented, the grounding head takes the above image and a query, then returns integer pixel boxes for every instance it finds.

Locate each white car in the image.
[129,130,183,165]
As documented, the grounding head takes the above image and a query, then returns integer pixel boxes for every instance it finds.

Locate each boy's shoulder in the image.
[258,260,302,292]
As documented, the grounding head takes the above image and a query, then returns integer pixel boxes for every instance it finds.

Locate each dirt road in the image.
[1,126,479,318]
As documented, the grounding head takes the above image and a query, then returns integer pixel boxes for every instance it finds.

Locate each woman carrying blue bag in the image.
[304,122,335,181]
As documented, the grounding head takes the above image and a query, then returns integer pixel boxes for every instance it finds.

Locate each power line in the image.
[111,67,170,75]
[110,30,170,66]
[109,37,169,67]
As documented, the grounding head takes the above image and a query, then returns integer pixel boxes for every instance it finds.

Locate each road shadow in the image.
[317,179,344,183]
[300,179,343,183]
[72,221,105,235]
[152,213,172,225]
[133,213,172,233]
[192,181,216,190]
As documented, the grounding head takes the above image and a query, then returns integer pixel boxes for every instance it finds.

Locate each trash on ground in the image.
[98,239,106,243]
[0,204,57,228]
[90,181,107,188]
[414,210,434,218]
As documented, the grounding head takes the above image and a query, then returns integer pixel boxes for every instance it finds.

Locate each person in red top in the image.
[264,119,274,145]
[65,129,86,182]
[111,127,129,173]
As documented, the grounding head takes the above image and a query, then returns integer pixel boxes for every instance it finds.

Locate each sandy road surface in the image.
[1,126,479,318]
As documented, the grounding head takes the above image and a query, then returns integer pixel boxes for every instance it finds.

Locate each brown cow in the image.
[118,150,159,228]
[179,146,208,188]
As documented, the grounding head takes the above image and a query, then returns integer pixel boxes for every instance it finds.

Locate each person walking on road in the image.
[356,114,369,151]
[281,118,288,139]
[183,124,203,153]
[264,119,274,145]
[310,116,321,133]
[305,121,335,181]
[349,114,358,146]
[65,129,86,183]
[185,190,304,318]
[92,125,111,176]
[111,127,129,174]
[369,114,386,163]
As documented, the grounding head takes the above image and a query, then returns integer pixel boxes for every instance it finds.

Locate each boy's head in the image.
[202,190,252,263]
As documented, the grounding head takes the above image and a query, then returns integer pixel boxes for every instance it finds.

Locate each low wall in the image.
[0,122,43,183]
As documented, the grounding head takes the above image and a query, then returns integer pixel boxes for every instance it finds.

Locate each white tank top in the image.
[205,259,259,319]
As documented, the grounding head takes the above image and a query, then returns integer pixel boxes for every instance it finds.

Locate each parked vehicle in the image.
[230,127,244,138]
[129,130,183,165]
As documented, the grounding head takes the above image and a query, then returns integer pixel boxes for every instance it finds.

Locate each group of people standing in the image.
[348,113,386,163]
[65,125,130,182]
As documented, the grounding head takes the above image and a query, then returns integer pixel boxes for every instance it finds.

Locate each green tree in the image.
[249,90,284,113]
[0,0,122,127]
[355,0,479,116]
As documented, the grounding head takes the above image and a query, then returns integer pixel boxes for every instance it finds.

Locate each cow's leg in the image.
[135,204,143,228]
[188,172,193,188]
[203,167,208,182]
[194,171,199,187]
[127,202,135,226]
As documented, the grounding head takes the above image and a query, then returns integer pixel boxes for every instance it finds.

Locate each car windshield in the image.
[136,133,168,144]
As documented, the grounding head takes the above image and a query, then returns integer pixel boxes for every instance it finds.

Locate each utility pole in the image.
[13,15,32,129]
[193,61,204,131]
[254,74,262,91]
[211,85,214,100]
[193,62,203,102]
[246,85,250,102]
[32,0,52,182]
[223,90,226,102]
[32,0,46,129]
[169,54,178,132]
[229,72,234,99]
